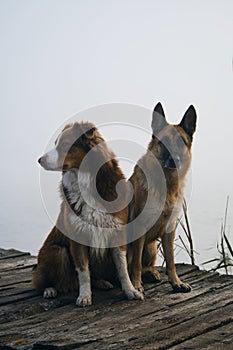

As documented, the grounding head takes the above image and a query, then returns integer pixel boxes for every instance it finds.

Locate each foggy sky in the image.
[0,0,233,265]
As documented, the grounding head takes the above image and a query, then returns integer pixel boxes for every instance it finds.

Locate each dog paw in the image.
[125,288,144,301]
[43,287,57,299]
[76,294,92,307]
[136,284,144,293]
[131,280,144,293]
[93,279,114,290]
[143,269,161,284]
[172,282,192,293]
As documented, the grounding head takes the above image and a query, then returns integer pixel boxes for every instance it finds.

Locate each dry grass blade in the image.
[223,233,233,258]
[176,199,196,265]
[158,198,196,265]
[203,196,233,275]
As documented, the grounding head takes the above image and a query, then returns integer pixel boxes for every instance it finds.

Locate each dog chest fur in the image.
[60,169,122,250]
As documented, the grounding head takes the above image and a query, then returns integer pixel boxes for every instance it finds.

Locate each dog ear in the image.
[71,124,97,150]
[151,102,167,135]
[62,123,73,132]
[179,105,197,140]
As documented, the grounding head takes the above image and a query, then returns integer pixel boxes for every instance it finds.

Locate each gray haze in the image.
[0,1,233,267]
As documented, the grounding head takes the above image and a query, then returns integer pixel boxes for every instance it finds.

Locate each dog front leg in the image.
[162,230,191,293]
[70,241,92,306]
[142,241,161,283]
[130,235,145,292]
[112,246,144,300]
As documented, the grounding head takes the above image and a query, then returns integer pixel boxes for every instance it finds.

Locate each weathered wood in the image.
[0,257,36,272]
[0,249,30,260]
[0,248,232,350]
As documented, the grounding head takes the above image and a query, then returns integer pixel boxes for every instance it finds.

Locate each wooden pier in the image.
[0,248,233,350]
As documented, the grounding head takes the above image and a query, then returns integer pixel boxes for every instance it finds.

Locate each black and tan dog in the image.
[128,103,197,293]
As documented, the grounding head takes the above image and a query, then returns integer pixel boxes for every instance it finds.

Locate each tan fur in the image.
[128,103,197,292]
[33,121,143,305]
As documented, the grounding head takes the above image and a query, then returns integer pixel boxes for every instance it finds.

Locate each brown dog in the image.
[33,122,143,306]
[128,103,197,292]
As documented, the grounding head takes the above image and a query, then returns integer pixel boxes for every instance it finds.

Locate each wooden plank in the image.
[0,249,30,260]
[0,271,33,288]
[1,282,233,349]
[0,289,39,306]
[70,305,233,350]
[0,256,36,272]
[0,248,233,350]
[170,322,233,350]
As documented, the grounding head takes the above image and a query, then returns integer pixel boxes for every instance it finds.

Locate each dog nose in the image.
[172,154,181,167]
[38,157,42,164]
[164,154,181,169]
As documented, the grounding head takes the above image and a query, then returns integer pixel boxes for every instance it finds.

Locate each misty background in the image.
[0,1,233,268]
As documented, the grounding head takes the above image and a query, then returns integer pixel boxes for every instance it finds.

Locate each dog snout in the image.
[37,150,61,171]
[164,154,181,170]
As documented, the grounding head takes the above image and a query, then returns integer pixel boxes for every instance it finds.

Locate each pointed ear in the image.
[151,102,167,135]
[179,105,197,140]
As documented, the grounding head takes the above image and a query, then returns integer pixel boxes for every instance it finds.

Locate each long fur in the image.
[33,122,143,305]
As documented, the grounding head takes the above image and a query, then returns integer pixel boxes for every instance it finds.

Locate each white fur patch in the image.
[62,169,123,249]
[63,170,93,209]
[75,267,92,307]
[112,248,143,300]
[68,210,122,249]
[44,148,59,169]
[78,171,92,188]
